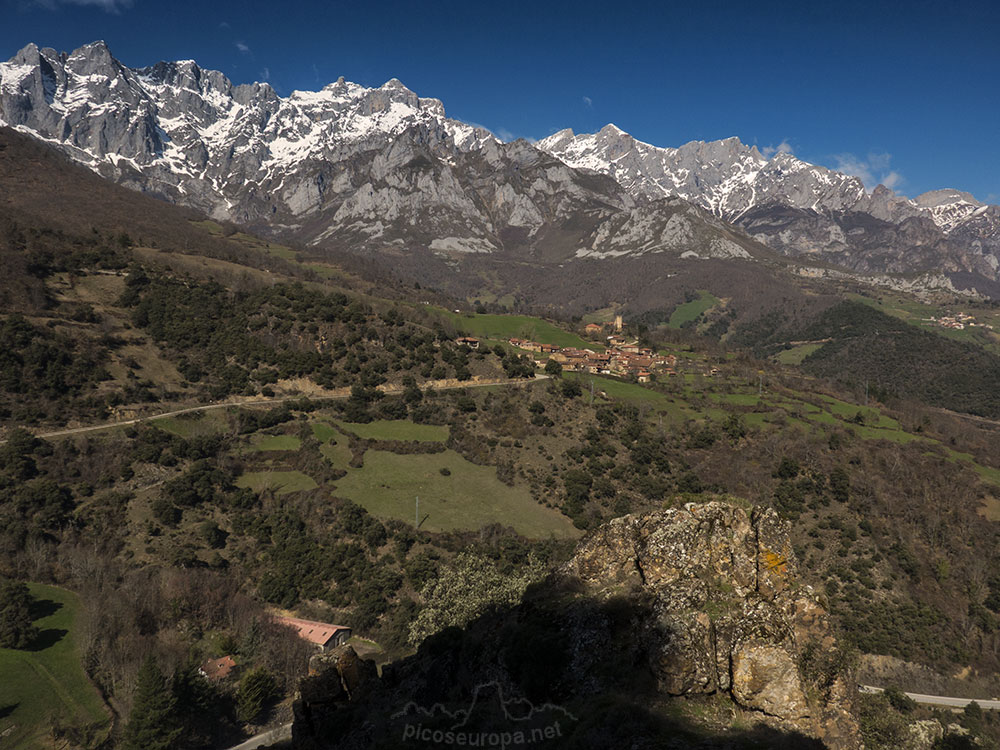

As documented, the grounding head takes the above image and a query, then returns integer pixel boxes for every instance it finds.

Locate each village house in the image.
[198,655,238,682]
[455,336,480,349]
[584,323,604,336]
[509,338,542,352]
[275,616,352,652]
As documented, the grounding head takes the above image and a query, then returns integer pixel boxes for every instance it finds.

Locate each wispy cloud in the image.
[218,20,230,29]
[261,67,271,82]
[235,41,251,55]
[32,0,133,12]
[761,139,794,158]
[834,151,903,191]
[582,95,593,108]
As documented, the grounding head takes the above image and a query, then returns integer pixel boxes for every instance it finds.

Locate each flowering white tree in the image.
[408,553,545,646]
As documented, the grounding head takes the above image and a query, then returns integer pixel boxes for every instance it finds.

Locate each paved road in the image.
[860,685,1000,710]
[1,374,547,444]
[225,722,292,750]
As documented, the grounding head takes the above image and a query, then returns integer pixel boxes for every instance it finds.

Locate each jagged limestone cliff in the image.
[293,502,860,749]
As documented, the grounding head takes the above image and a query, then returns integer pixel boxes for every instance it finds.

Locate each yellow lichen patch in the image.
[762,549,788,576]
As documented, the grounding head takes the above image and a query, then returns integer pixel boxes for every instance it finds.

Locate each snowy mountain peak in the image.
[911,189,985,232]
[73,39,112,56]
[914,188,982,209]
[0,41,501,214]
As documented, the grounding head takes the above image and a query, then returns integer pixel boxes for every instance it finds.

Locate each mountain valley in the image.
[3,38,1000,750]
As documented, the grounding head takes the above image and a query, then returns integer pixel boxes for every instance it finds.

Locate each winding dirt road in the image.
[2,374,547,443]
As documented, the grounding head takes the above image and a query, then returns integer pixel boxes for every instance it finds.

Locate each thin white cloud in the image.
[761,139,794,158]
[261,67,271,82]
[834,151,903,191]
[582,95,593,108]
[881,171,903,190]
[218,21,230,29]
[235,41,251,55]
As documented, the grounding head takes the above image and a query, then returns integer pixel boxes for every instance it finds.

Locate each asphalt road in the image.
[860,685,1000,710]
[225,722,292,750]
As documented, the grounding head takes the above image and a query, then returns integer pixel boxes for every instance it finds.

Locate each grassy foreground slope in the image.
[0,585,109,750]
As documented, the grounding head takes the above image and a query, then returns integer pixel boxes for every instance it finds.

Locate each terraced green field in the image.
[668,291,719,328]
[334,449,579,538]
[432,309,600,350]
[0,584,109,749]
[563,372,673,407]
[311,421,338,442]
[336,420,449,442]
[774,343,822,365]
[320,440,353,469]
[236,470,318,494]
[151,410,229,438]
[249,434,301,451]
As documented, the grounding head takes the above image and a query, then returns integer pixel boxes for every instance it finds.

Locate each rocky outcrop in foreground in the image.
[565,502,859,747]
[293,502,860,748]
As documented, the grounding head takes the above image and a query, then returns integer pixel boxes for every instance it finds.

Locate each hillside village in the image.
[457,332,680,382]
[924,311,995,330]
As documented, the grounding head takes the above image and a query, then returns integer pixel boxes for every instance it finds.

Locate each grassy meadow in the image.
[334,449,579,538]
[0,585,109,750]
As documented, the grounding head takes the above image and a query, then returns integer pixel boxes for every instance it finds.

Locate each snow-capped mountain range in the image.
[2,40,999,292]
[538,125,1000,281]
[538,125,994,233]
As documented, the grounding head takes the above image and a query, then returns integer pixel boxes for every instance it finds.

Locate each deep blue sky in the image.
[3,0,999,201]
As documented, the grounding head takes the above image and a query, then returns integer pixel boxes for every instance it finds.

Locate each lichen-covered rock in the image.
[562,501,859,747]
[731,643,810,720]
[906,719,945,750]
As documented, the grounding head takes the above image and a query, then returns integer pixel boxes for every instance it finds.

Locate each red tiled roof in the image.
[275,616,351,646]
[200,655,237,681]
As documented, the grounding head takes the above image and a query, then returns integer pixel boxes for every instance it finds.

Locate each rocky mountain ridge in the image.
[537,125,995,231]
[0,42,784,270]
[2,40,999,296]
[539,125,1000,283]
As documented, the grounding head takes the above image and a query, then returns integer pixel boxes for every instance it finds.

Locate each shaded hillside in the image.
[733,300,1000,418]
[0,126,441,307]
